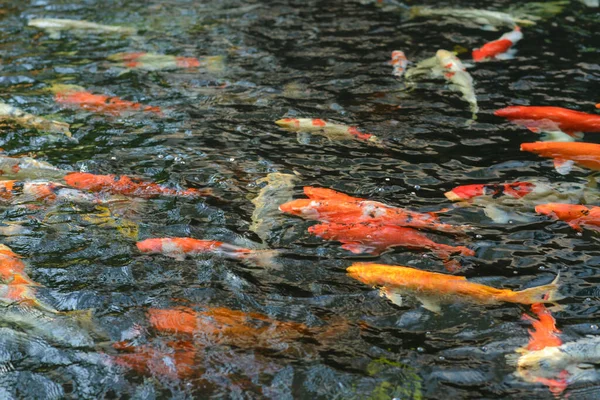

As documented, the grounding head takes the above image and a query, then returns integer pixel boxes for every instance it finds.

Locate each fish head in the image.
[275,118,300,128]
[445,184,486,201]
[495,106,525,119]
[535,203,589,221]
[279,199,320,219]
[471,48,487,62]
[136,238,164,254]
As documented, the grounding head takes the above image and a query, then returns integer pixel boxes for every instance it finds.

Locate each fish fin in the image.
[380,288,403,308]
[481,25,499,32]
[495,49,518,60]
[416,296,442,314]
[540,131,576,142]
[514,273,564,305]
[553,159,574,175]
[483,204,511,224]
[341,242,378,255]
[237,250,280,269]
[296,132,312,145]
[505,352,521,367]
[567,221,583,231]
[443,259,463,273]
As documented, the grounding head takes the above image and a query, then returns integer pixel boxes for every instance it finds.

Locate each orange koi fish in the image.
[0,244,37,285]
[523,303,562,351]
[497,106,600,136]
[64,172,212,199]
[281,187,464,234]
[472,27,522,62]
[390,50,408,78]
[445,181,535,201]
[347,263,561,313]
[308,222,474,265]
[535,203,600,231]
[520,141,600,174]
[275,118,380,143]
[54,87,161,116]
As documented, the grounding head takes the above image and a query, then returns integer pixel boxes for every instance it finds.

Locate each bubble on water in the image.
[481,346,488,353]
[385,178,390,181]
[110,156,116,160]
[158,154,164,159]
[508,220,514,224]
[539,266,545,270]
[513,271,518,274]
[577,232,583,237]
[592,324,599,331]
[476,234,482,239]
[414,185,421,190]
[174,157,182,162]
[585,297,592,303]
[439,356,445,361]
[229,157,235,162]
[417,347,424,352]
[410,192,416,196]
[426,331,431,335]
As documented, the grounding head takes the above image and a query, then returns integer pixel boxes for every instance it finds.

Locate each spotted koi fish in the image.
[64,172,213,199]
[390,50,408,78]
[107,53,224,71]
[275,118,381,143]
[472,27,523,61]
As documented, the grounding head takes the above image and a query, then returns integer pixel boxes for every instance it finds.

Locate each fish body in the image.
[55,89,161,116]
[472,27,523,61]
[436,50,478,116]
[496,106,600,136]
[64,172,212,199]
[107,52,221,71]
[445,182,535,201]
[28,18,136,35]
[347,263,561,313]
[275,118,380,143]
[0,156,67,180]
[0,102,71,137]
[0,179,102,205]
[390,50,408,78]
[409,7,535,30]
[308,222,474,262]
[136,238,253,260]
[536,203,600,231]
[521,141,600,174]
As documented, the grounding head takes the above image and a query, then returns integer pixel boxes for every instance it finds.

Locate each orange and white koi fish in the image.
[390,50,408,78]
[0,179,107,205]
[0,102,71,137]
[0,244,37,286]
[496,106,600,140]
[0,155,67,181]
[347,262,561,313]
[280,187,464,234]
[535,203,600,232]
[108,53,224,72]
[64,172,212,199]
[275,118,381,144]
[521,141,600,174]
[445,181,535,201]
[53,85,161,116]
[472,27,523,61]
[308,222,474,264]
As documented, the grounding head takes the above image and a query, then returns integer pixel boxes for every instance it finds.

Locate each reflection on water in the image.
[1,0,600,397]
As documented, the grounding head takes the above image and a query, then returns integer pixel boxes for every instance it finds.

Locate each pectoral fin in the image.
[540,131,576,142]
[415,295,442,314]
[341,242,378,255]
[380,288,403,308]
[553,159,574,175]
[483,204,510,224]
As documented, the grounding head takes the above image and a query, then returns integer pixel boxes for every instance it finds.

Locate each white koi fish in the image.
[0,102,71,137]
[436,50,478,117]
[28,18,136,39]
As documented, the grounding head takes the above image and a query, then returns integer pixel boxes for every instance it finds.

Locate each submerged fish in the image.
[0,102,71,137]
[408,7,535,30]
[275,118,381,144]
[536,203,600,232]
[64,172,212,199]
[445,181,536,202]
[347,263,561,313]
[108,52,224,72]
[0,283,57,314]
[52,85,161,116]
[28,18,136,37]
[472,27,523,62]
[280,186,464,234]
[390,50,408,78]
[521,141,600,174]
[0,244,37,286]
[250,172,297,243]
[496,106,600,141]
[0,155,67,180]
[0,179,106,205]
[436,50,478,116]
[309,223,473,270]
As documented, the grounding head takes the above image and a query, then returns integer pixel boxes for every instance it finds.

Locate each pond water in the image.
[1,0,600,398]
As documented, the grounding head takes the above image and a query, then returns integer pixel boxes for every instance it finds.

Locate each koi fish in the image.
[0,155,67,181]
[0,244,37,286]
[63,172,213,199]
[28,18,136,38]
[108,53,224,72]
[0,179,104,205]
[52,85,161,116]
[0,102,71,137]
[523,304,562,351]
[408,7,535,30]
[280,186,464,234]
[308,222,474,268]
[347,262,561,313]
[436,50,478,116]
[496,106,600,140]
[390,50,408,78]
[0,283,58,314]
[275,118,381,144]
[250,172,298,243]
[520,141,600,174]
[472,27,523,62]
[445,182,536,202]
[136,237,277,266]
[535,203,600,232]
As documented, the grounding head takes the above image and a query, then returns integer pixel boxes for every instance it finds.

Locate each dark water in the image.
[1,0,600,398]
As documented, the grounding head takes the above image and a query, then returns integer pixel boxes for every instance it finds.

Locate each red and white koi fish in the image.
[0,179,107,205]
[472,27,523,61]
[53,85,161,116]
[108,53,224,72]
[275,118,381,144]
[280,187,465,234]
[535,203,600,232]
[390,50,408,78]
[521,141,600,174]
[496,106,600,140]
[64,172,213,199]
[308,222,474,270]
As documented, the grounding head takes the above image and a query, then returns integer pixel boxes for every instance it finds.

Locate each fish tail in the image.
[236,249,280,268]
[512,273,563,305]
